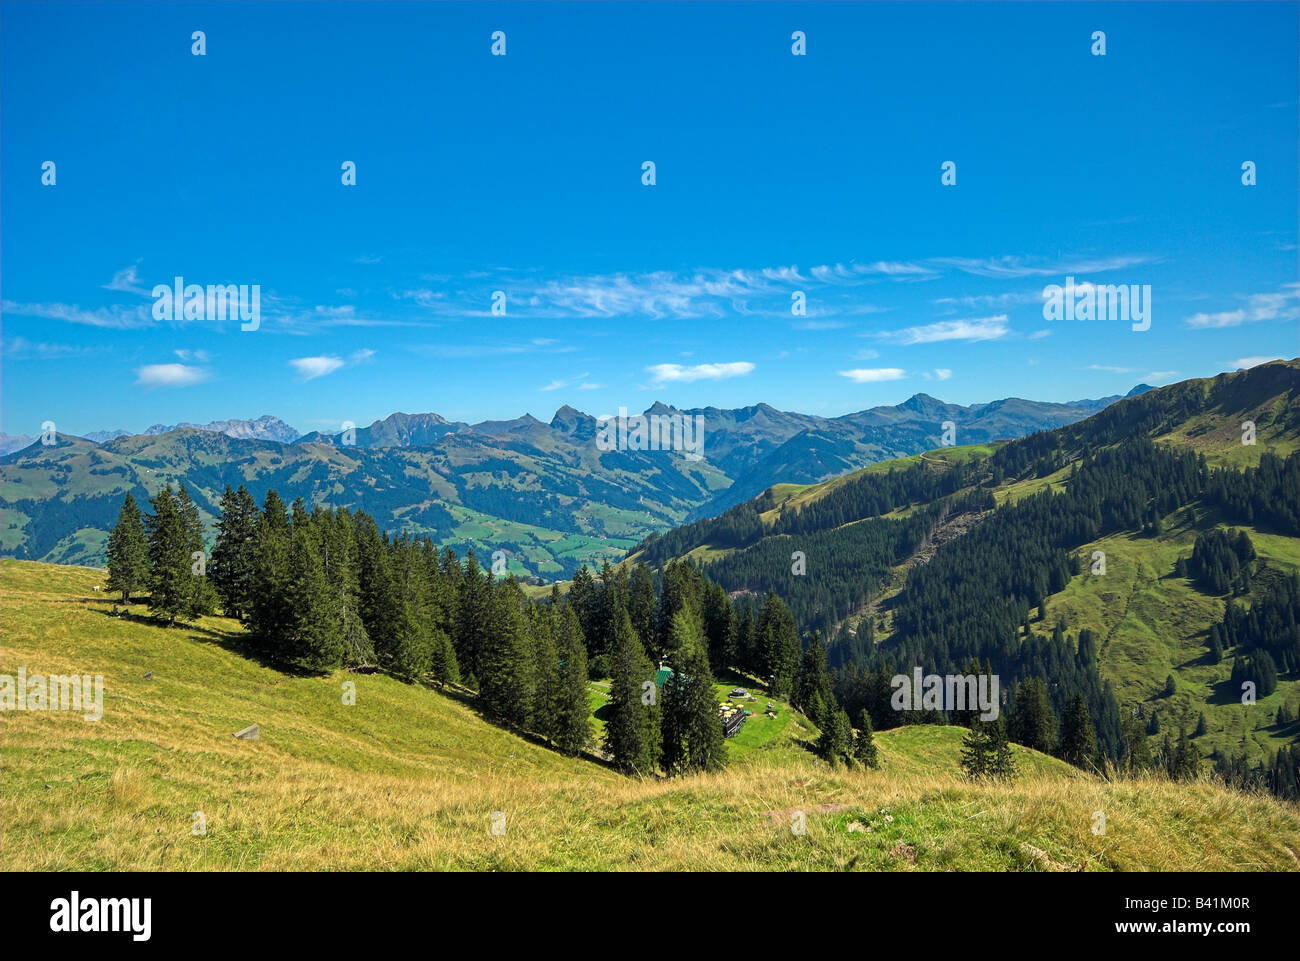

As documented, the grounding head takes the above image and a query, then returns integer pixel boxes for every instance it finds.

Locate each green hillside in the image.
[5,559,1298,871]
[630,361,1300,771]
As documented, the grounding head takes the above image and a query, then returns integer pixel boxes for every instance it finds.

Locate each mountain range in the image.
[1,387,1149,578]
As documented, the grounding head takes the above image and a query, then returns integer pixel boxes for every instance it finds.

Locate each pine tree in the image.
[1169,726,1201,780]
[1008,676,1057,754]
[794,630,834,723]
[551,606,591,756]
[960,721,990,780]
[1058,694,1099,770]
[528,605,560,742]
[144,484,203,624]
[389,536,434,681]
[105,492,149,603]
[209,484,259,621]
[282,499,344,670]
[853,709,879,769]
[604,609,660,776]
[986,715,1017,782]
[180,485,218,617]
[661,608,726,776]
[628,563,658,658]
[756,591,800,698]
[1121,710,1152,772]
[656,560,691,661]
[701,581,735,671]
[454,551,492,687]
[1194,712,1208,737]
[477,580,535,730]
[429,629,461,688]
[325,509,372,667]
[816,707,853,767]
[354,516,402,666]
[248,489,294,654]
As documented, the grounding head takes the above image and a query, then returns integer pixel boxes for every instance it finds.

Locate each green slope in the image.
[6,559,1298,871]
[634,361,1300,768]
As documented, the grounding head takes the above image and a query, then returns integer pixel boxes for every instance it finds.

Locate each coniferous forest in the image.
[103,414,1300,799]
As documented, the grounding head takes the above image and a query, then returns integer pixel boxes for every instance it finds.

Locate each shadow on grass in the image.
[88,607,323,678]
[416,679,623,773]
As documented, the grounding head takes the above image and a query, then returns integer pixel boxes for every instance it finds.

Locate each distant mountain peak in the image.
[1126,384,1155,398]
[144,415,300,444]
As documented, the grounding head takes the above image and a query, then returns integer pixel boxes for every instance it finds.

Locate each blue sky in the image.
[2,1,1297,437]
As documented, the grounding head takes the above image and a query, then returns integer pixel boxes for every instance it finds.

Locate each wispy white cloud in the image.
[2,336,103,360]
[646,362,755,384]
[935,254,1154,279]
[1184,284,1299,329]
[838,368,907,383]
[933,368,952,381]
[541,371,592,392]
[1232,356,1285,369]
[135,363,210,388]
[290,356,347,380]
[933,290,1044,310]
[3,300,154,330]
[103,264,151,296]
[879,315,1010,345]
[289,349,374,380]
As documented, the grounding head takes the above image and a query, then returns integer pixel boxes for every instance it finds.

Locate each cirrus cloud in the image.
[878,315,1010,345]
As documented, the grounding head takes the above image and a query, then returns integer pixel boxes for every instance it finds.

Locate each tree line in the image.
[105,484,746,777]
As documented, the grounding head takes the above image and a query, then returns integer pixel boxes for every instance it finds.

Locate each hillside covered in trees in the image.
[626,361,1300,799]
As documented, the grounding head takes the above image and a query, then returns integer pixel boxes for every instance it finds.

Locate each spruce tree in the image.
[1058,694,1099,770]
[210,484,259,621]
[144,485,201,624]
[1008,676,1057,754]
[853,709,879,769]
[552,605,591,756]
[604,609,660,776]
[177,484,218,617]
[756,592,800,698]
[815,707,853,767]
[960,720,990,780]
[388,535,434,681]
[248,489,294,654]
[105,492,149,603]
[282,499,344,670]
[477,580,535,730]
[986,715,1017,782]
[661,609,726,776]
[960,715,1016,782]
[628,563,658,658]
[429,629,461,688]
[528,605,560,742]
[794,630,834,723]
